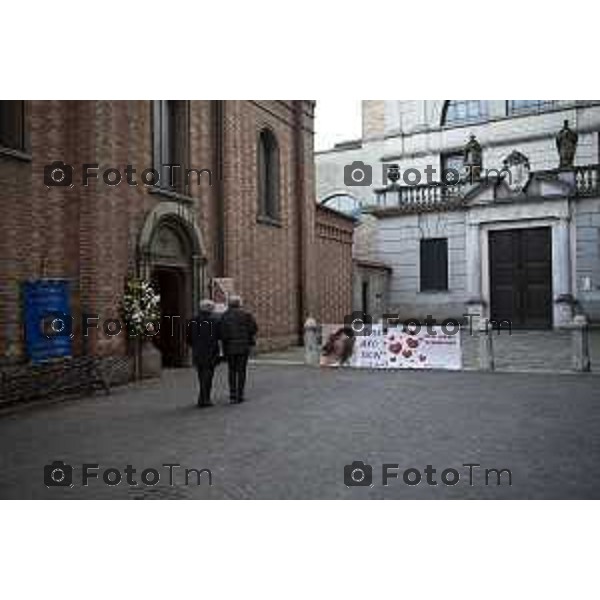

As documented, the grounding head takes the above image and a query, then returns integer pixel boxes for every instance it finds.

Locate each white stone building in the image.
[316,101,600,327]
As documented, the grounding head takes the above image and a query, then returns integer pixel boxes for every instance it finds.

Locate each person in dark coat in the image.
[187,299,222,408]
[220,295,258,403]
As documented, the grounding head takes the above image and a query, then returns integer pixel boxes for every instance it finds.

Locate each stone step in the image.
[460,330,597,372]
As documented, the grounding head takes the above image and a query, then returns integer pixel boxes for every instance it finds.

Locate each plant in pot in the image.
[122,277,162,379]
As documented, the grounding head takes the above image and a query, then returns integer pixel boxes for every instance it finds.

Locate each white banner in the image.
[320,324,462,370]
[351,324,386,369]
[381,325,462,370]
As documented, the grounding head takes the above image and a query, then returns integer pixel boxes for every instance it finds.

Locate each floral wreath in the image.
[121,277,161,337]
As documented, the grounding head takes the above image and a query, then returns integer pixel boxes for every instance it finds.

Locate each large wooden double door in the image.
[489,227,552,329]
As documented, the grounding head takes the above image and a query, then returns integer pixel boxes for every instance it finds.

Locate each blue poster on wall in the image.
[23,280,72,363]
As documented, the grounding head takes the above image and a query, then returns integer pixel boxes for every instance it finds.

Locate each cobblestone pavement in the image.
[0,364,598,499]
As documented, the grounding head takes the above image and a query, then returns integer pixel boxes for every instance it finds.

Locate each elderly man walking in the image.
[220,295,258,403]
[187,299,222,408]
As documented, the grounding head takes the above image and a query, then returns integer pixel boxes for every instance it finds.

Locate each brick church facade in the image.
[0,101,353,372]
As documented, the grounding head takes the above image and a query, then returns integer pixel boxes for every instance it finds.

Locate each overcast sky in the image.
[314,100,362,151]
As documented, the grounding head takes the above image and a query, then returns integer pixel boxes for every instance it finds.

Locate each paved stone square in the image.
[0,364,598,499]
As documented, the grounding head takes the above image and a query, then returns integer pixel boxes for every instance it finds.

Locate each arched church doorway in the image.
[152,264,187,367]
[138,202,206,368]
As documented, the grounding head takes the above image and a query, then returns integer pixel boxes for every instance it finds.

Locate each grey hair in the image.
[199,298,215,312]
[228,295,242,308]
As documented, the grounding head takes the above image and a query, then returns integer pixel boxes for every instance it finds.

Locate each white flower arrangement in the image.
[122,277,161,337]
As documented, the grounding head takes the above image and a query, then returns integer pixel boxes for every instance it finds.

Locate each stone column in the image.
[552,218,572,327]
[465,223,483,330]
[571,315,591,372]
[304,317,321,366]
[478,326,495,371]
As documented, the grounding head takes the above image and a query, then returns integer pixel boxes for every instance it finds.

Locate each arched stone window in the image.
[442,100,489,127]
[257,128,280,221]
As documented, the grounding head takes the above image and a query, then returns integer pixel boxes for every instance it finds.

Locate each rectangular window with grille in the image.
[420,238,448,291]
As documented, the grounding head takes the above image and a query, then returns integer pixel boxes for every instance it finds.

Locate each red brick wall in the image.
[221,101,305,350]
[0,100,322,362]
[0,102,32,359]
[314,204,355,325]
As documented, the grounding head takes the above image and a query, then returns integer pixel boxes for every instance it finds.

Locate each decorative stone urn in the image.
[386,164,401,186]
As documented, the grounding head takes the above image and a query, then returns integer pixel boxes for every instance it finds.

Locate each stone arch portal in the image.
[138,202,206,367]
